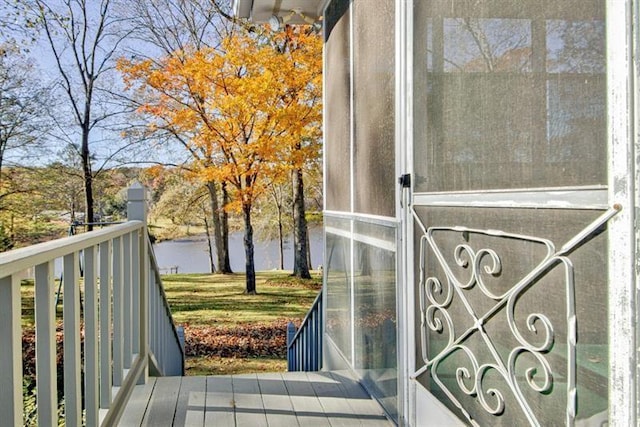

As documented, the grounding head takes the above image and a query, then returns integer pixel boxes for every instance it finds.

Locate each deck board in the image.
[118,371,393,426]
[175,376,207,427]
[233,373,269,427]
[204,375,235,427]
[119,378,157,426]
[330,372,396,426]
[257,372,300,426]
[281,372,332,427]
[141,376,181,426]
[309,372,361,427]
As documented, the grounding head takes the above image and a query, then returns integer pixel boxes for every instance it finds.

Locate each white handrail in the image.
[1,221,142,277]
[0,183,184,426]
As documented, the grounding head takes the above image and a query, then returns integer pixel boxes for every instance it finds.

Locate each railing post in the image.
[112,236,124,387]
[123,233,132,369]
[63,252,82,426]
[127,181,148,223]
[176,325,185,352]
[83,247,99,426]
[35,262,57,425]
[128,182,149,384]
[131,232,141,356]
[99,240,113,409]
[0,275,22,425]
[287,322,296,371]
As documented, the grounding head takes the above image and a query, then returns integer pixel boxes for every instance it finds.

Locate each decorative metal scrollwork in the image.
[412,207,619,426]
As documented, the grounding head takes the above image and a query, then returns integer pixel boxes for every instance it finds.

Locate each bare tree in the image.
[0,43,51,209]
[264,181,292,271]
[127,0,228,55]
[35,0,133,230]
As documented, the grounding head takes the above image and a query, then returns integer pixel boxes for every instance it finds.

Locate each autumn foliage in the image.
[118,27,322,293]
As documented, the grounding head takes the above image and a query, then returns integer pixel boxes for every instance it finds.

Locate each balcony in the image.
[0,183,391,426]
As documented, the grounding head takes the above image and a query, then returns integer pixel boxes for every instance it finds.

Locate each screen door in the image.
[409,1,612,425]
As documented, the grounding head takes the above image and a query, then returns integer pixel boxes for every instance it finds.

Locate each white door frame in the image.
[606,1,637,424]
[399,1,638,425]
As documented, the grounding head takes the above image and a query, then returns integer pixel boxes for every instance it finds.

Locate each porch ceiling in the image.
[232,0,324,24]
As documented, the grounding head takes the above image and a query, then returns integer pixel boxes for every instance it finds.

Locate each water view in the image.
[153,227,323,273]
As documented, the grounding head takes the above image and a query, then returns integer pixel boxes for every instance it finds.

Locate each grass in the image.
[185,356,288,376]
[163,270,321,375]
[163,271,321,325]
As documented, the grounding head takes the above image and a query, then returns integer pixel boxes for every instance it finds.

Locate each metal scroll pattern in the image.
[411,207,618,426]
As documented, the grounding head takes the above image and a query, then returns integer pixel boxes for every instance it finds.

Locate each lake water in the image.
[153,228,323,273]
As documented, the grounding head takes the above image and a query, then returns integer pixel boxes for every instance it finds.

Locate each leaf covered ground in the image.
[163,271,321,375]
[184,320,297,359]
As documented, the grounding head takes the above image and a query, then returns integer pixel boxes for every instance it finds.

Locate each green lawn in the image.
[164,271,321,325]
[163,271,322,375]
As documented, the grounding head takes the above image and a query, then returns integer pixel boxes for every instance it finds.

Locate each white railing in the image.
[147,236,185,378]
[0,183,184,426]
[287,290,323,371]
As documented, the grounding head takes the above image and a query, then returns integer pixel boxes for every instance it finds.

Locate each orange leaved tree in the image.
[119,28,321,294]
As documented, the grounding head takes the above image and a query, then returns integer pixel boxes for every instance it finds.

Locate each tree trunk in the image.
[242,202,256,294]
[203,214,216,273]
[278,214,284,270]
[220,182,232,273]
[275,194,285,270]
[269,187,286,270]
[81,121,94,231]
[306,229,312,270]
[206,181,232,274]
[292,167,311,279]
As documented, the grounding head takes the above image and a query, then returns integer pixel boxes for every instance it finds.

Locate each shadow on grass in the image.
[163,271,321,326]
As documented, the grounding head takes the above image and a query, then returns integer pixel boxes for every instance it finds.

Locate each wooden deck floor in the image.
[118,371,394,426]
